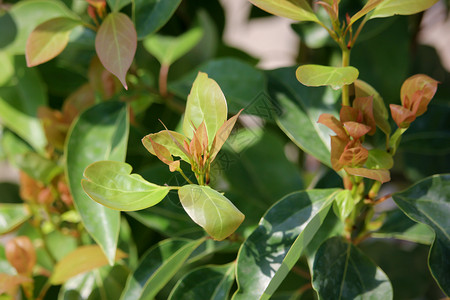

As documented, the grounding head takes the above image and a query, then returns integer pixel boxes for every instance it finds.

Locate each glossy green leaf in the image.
[15,152,63,184]
[178,185,244,241]
[120,238,204,300]
[372,209,434,244]
[95,12,137,90]
[66,101,128,265]
[0,204,30,234]
[312,236,393,299]
[143,27,203,66]
[183,72,228,142]
[350,0,383,25]
[333,190,354,221]
[169,263,235,300]
[392,174,450,296]
[142,130,191,163]
[296,65,359,90]
[269,67,339,168]
[107,0,131,12]
[134,0,182,39]
[370,0,439,19]
[233,189,339,300]
[1,0,78,54]
[50,245,127,285]
[26,17,81,67]
[248,0,318,22]
[365,149,393,170]
[82,160,171,211]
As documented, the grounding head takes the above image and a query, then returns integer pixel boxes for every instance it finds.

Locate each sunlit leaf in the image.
[296,65,359,90]
[393,174,450,296]
[142,130,191,163]
[26,17,81,67]
[370,0,439,19]
[183,72,228,143]
[95,12,137,89]
[350,0,383,25]
[82,160,171,211]
[0,204,30,235]
[365,149,393,170]
[248,0,319,22]
[400,74,439,116]
[318,113,347,140]
[312,236,393,299]
[50,245,127,285]
[345,167,390,183]
[134,0,181,39]
[333,190,354,221]
[178,185,244,241]
[143,27,203,66]
[343,121,371,140]
[210,109,242,162]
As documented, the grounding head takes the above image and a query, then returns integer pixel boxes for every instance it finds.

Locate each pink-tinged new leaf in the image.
[142,130,190,163]
[389,104,416,128]
[26,17,81,67]
[353,97,376,135]
[318,113,347,140]
[330,136,347,171]
[343,121,371,140]
[400,74,438,116]
[95,12,137,90]
[210,109,243,162]
[340,106,359,123]
[345,167,391,183]
[148,137,179,172]
[339,141,368,168]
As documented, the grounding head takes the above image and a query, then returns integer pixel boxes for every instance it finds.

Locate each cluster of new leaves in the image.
[82,72,245,241]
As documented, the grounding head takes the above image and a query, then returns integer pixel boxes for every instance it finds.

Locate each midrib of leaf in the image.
[202,190,224,236]
[211,264,234,300]
[110,15,124,80]
[417,203,450,241]
[338,243,351,300]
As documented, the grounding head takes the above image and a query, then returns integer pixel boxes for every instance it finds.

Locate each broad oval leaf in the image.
[168,263,235,300]
[183,72,228,142]
[66,101,128,265]
[82,160,171,211]
[370,0,439,19]
[392,174,450,296]
[296,65,359,90]
[0,204,30,235]
[248,0,319,22]
[178,185,244,241]
[26,17,81,67]
[134,0,181,39]
[232,189,340,300]
[312,236,393,299]
[120,238,204,300]
[50,245,127,285]
[95,12,137,90]
[143,27,203,66]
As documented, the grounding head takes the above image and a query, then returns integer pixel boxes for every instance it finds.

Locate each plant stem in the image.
[368,181,381,200]
[82,22,97,32]
[159,63,169,97]
[388,127,408,155]
[177,168,194,185]
[341,48,351,106]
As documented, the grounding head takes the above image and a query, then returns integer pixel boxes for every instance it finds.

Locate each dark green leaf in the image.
[233,189,339,300]
[66,101,129,265]
[0,204,30,234]
[107,0,131,12]
[393,174,450,296]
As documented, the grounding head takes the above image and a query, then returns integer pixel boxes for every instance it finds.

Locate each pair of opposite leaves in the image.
[82,72,244,241]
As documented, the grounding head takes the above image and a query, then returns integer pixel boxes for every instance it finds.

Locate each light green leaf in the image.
[0,52,14,86]
[82,160,171,211]
[107,0,131,12]
[393,174,450,296]
[248,0,318,22]
[183,72,228,142]
[312,236,393,299]
[178,185,244,241]
[169,263,235,300]
[15,152,63,184]
[333,190,354,221]
[142,130,191,163]
[370,0,439,19]
[26,17,81,67]
[95,12,137,89]
[120,238,204,300]
[66,101,129,265]
[350,0,383,25]
[366,149,393,170]
[296,64,359,90]
[0,204,30,235]
[143,27,203,66]
[233,189,339,300]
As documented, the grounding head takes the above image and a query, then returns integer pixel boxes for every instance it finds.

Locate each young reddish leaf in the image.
[345,167,391,183]
[248,0,319,22]
[26,17,81,67]
[389,104,416,128]
[0,274,32,295]
[142,130,191,163]
[343,121,371,140]
[318,113,347,140]
[95,12,137,90]
[339,141,369,168]
[330,136,347,171]
[400,74,438,116]
[210,109,243,162]
[148,137,180,172]
[353,97,376,135]
[340,106,359,123]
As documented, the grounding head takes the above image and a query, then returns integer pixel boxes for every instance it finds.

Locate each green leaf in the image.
[0,204,30,234]
[248,0,319,22]
[178,185,245,241]
[120,238,204,300]
[66,101,129,265]
[142,130,191,163]
[168,263,235,300]
[134,0,182,39]
[107,0,131,12]
[26,17,81,67]
[333,190,354,221]
[50,245,127,285]
[232,189,339,300]
[370,0,439,19]
[143,27,203,66]
[268,67,339,168]
[296,65,359,90]
[82,160,171,211]
[95,12,137,90]
[183,72,228,142]
[15,152,63,184]
[350,0,383,25]
[392,174,450,296]
[1,0,78,54]
[312,236,393,299]
[0,52,14,86]
[365,149,393,170]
